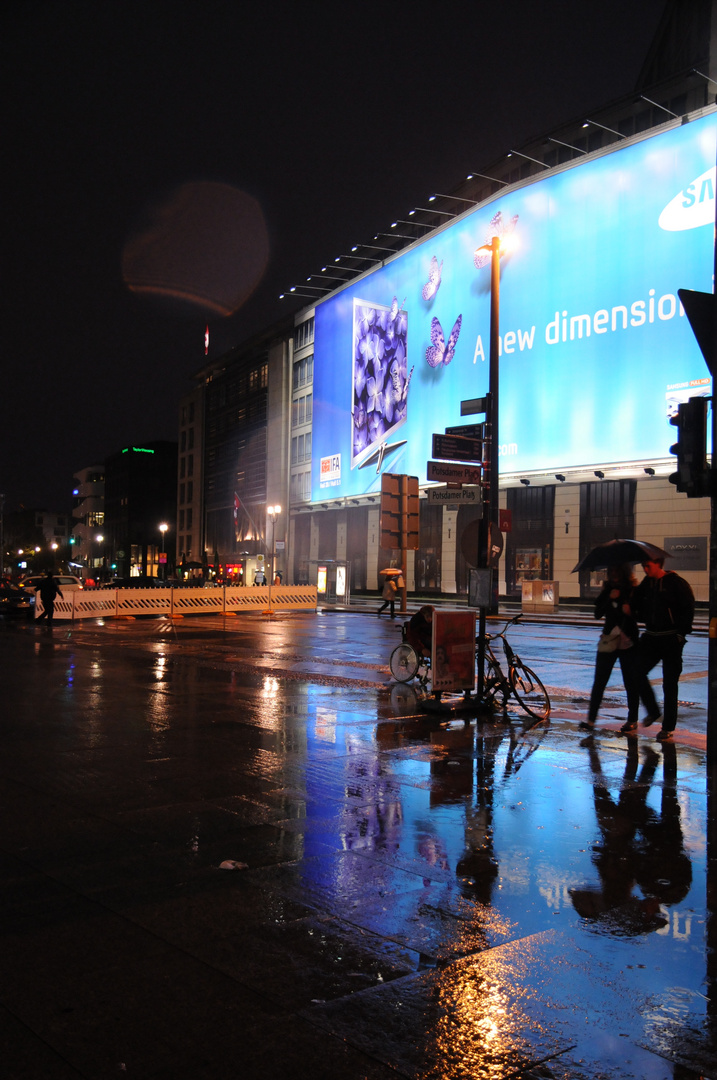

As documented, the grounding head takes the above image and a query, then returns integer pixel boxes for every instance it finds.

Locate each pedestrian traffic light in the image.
[668,396,711,497]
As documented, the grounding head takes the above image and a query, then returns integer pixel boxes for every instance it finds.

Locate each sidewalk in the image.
[324,595,711,633]
[1,618,714,1079]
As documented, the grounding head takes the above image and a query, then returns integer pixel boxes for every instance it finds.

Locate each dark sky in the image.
[3,0,666,511]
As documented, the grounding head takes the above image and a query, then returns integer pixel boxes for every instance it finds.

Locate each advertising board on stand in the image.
[311,114,716,500]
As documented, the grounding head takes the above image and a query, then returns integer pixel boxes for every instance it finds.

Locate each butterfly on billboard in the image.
[425,315,462,368]
[473,211,519,269]
[389,295,406,321]
[390,360,414,402]
[421,256,443,301]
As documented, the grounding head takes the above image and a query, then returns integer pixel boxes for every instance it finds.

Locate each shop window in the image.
[505,486,555,599]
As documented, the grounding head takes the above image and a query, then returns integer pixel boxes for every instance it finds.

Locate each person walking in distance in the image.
[633,556,695,742]
[378,575,398,617]
[35,570,63,631]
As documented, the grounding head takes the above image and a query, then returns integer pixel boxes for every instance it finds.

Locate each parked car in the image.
[20,574,84,595]
[0,584,35,618]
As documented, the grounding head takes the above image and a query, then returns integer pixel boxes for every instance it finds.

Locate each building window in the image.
[294,318,314,350]
[187,454,194,477]
[187,480,193,502]
[292,354,314,390]
[179,483,185,504]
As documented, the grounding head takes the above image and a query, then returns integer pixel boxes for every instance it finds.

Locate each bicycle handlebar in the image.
[476,611,524,644]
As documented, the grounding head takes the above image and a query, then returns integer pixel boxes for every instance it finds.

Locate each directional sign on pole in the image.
[426,486,483,506]
[427,461,482,485]
[432,433,482,462]
[445,423,485,440]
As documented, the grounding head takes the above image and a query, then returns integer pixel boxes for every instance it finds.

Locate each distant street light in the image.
[159,522,168,580]
[264,505,282,615]
[95,534,104,578]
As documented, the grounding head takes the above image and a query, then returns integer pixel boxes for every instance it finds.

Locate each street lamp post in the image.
[159,523,168,580]
[472,226,515,698]
[264,505,281,615]
[95,534,104,580]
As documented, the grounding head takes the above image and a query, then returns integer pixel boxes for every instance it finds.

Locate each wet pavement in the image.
[1,611,715,1078]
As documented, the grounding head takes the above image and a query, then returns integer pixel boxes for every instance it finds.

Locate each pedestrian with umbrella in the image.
[573,540,672,735]
[378,568,400,618]
[580,562,642,735]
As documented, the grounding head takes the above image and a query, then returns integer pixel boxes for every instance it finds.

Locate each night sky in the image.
[4,0,666,511]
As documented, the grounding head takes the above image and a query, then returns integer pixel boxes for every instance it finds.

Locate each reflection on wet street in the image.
[0,613,714,1078]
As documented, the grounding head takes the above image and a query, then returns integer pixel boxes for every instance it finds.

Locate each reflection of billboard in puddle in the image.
[315,709,337,743]
[351,298,409,469]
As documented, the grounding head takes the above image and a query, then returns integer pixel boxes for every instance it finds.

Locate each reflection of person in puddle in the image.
[635,741,691,909]
[570,738,690,933]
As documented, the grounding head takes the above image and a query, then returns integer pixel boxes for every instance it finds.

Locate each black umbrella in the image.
[572,539,671,573]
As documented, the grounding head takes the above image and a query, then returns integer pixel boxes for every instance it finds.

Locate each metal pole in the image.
[400,475,408,614]
[266,516,273,611]
[488,234,500,615]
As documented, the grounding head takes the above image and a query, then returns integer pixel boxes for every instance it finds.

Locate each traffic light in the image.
[668,396,711,497]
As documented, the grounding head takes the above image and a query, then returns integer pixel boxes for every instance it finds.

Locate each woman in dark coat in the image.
[581,562,641,734]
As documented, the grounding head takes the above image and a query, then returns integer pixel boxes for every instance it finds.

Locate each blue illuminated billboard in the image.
[312,114,716,500]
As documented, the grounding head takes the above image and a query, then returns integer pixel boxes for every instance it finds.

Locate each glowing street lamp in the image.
[472,216,518,698]
[473,216,519,612]
[264,505,281,615]
[159,522,168,579]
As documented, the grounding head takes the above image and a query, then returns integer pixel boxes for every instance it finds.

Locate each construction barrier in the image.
[35,585,318,622]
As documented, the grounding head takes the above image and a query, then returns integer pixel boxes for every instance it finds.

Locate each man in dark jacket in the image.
[35,570,63,631]
[633,557,694,741]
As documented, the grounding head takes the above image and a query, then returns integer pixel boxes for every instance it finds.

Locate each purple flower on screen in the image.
[366,375,385,416]
[368,412,386,442]
[354,358,367,399]
[354,424,369,456]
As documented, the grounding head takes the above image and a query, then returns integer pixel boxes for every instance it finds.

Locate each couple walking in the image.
[582,555,694,741]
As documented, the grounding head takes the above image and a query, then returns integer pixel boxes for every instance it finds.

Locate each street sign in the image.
[426,486,482,505]
[461,396,488,416]
[427,460,482,485]
[445,423,485,440]
[432,433,482,462]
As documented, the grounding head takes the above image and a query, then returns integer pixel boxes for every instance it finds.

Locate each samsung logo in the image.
[659,166,715,231]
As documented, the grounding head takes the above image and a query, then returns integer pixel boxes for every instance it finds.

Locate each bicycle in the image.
[479,613,550,723]
[389,612,550,723]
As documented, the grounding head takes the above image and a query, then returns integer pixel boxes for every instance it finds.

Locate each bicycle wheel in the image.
[509,661,550,721]
[390,643,420,683]
[480,657,509,710]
